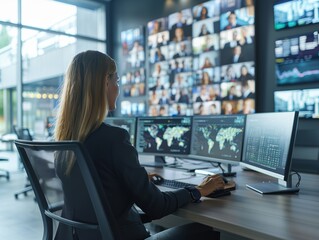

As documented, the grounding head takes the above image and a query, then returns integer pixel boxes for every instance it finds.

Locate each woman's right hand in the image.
[196,175,225,197]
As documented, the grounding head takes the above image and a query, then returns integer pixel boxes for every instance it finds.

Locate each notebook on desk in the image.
[246,182,300,194]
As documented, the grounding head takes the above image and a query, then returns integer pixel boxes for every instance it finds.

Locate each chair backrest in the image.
[13,126,33,141]
[14,140,121,240]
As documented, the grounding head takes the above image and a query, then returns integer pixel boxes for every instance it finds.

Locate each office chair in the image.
[15,140,220,240]
[13,126,34,199]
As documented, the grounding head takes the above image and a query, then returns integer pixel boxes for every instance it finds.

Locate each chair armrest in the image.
[44,210,98,230]
[48,201,64,212]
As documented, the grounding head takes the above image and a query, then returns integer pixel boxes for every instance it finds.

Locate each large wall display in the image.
[122,0,256,117]
[120,27,146,116]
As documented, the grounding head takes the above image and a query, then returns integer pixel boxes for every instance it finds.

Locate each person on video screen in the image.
[172,11,187,30]
[201,57,214,69]
[196,6,209,21]
[238,64,254,82]
[173,27,186,42]
[223,85,240,100]
[224,11,241,30]
[173,42,189,59]
[154,47,166,62]
[199,23,211,37]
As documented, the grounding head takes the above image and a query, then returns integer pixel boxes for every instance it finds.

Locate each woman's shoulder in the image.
[85,123,128,142]
[99,122,128,136]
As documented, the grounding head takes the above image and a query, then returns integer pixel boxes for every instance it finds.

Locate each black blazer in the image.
[55,123,191,240]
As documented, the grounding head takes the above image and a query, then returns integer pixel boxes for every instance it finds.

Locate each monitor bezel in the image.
[240,111,299,181]
[104,117,137,146]
[188,114,246,165]
[135,116,193,157]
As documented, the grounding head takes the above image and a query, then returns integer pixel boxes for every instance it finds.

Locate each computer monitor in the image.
[136,116,192,166]
[104,117,136,146]
[275,31,319,85]
[241,112,299,194]
[274,88,319,119]
[274,0,319,30]
[189,115,246,175]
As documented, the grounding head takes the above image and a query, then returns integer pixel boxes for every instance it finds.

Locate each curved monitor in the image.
[189,115,246,165]
[136,116,192,156]
[241,112,299,182]
[104,117,136,146]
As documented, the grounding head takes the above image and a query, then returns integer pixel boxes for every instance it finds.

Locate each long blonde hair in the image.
[54,51,116,174]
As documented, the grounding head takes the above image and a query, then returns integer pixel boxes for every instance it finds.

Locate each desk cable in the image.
[290,171,301,188]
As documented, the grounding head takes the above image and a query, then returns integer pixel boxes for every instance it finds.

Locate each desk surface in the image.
[147,167,319,240]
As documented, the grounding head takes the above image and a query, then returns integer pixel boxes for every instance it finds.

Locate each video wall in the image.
[273,0,319,119]
[121,0,255,117]
[120,27,147,116]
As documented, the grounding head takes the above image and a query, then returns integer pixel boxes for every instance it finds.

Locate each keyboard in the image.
[153,178,236,198]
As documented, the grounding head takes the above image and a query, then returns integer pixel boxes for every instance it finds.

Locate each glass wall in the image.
[0,0,18,23]
[0,25,18,133]
[0,0,107,139]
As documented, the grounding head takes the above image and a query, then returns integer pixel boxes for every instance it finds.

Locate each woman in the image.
[237,64,254,82]
[201,57,214,69]
[54,50,224,240]
[201,71,212,85]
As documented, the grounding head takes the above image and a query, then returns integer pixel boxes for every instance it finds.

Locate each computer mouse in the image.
[151,175,164,185]
[222,176,229,184]
[215,174,229,184]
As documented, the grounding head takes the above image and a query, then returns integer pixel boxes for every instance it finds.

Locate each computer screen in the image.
[104,117,137,146]
[241,112,299,182]
[190,115,245,164]
[274,88,319,119]
[274,0,319,30]
[135,116,192,156]
[275,31,319,85]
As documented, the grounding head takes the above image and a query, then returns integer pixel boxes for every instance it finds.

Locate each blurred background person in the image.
[201,71,213,85]
[173,27,186,42]
[154,47,166,62]
[223,65,237,82]
[223,101,234,115]
[198,23,211,37]
[239,26,254,45]
[195,86,208,102]
[242,80,255,98]
[223,85,240,100]
[224,11,242,30]
[201,57,214,69]
[238,64,254,81]
[240,99,255,114]
[195,6,209,21]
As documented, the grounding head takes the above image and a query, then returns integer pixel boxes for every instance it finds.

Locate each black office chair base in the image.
[14,185,33,199]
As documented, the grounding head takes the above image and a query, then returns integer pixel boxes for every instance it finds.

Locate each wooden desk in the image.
[147,167,319,240]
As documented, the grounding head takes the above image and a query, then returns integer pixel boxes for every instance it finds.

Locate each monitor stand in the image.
[140,156,166,168]
[222,164,237,177]
[246,177,300,194]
